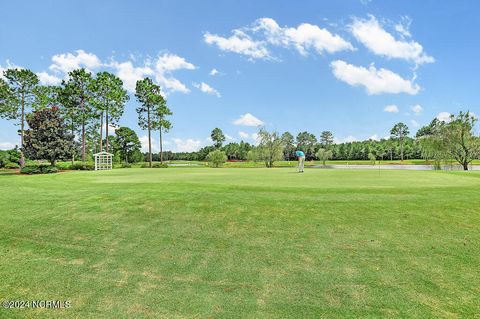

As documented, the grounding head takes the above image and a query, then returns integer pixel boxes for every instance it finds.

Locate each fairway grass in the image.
[1,168,479,318]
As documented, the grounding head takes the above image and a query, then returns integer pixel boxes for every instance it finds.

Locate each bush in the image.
[0,148,21,168]
[4,162,20,169]
[71,162,95,170]
[206,150,227,168]
[20,164,58,175]
[141,162,168,168]
[121,163,132,168]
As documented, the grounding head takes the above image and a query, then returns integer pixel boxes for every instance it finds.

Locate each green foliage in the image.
[24,107,74,165]
[4,162,20,169]
[135,77,165,166]
[296,131,317,160]
[70,162,95,170]
[319,131,334,148]
[90,71,129,152]
[121,163,132,168]
[141,162,168,168]
[281,132,296,160]
[0,150,10,167]
[257,129,285,168]
[20,164,58,174]
[115,127,142,163]
[33,85,60,110]
[210,128,225,148]
[60,68,94,161]
[368,152,376,164]
[316,148,333,166]
[247,149,261,163]
[390,122,410,161]
[206,149,227,167]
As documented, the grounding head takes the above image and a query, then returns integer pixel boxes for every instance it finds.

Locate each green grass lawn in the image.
[1,168,479,318]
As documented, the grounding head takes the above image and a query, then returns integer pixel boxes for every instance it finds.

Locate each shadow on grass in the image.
[0,169,19,176]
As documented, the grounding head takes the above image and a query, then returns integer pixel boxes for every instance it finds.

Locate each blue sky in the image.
[1,0,479,152]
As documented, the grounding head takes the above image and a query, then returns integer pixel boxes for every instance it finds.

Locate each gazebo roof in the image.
[94,151,113,156]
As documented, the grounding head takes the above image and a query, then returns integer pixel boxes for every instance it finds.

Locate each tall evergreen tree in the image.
[90,72,128,152]
[151,97,172,163]
[2,68,39,167]
[61,69,93,162]
[390,122,410,161]
[135,77,163,168]
[211,128,225,148]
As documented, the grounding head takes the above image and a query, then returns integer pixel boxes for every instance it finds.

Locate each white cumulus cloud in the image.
[238,131,250,139]
[204,30,270,60]
[0,141,17,150]
[254,17,354,56]
[411,104,423,114]
[193,82,221,97]
[108,60,154,93]
[210,68,220,76]
[350,15,434,65]
[36,72,62,85]
[233,113,265,126]
[331,60,420,95]
[384,104,399,113]
[109,53,195,94]
[172,138,202,152]
[436,112,452,123]
[49,50,102,74]
[204,17,353,60]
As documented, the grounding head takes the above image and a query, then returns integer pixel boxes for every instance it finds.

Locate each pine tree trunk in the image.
[81,98,86,162]
[105,109,109,153]
[99,111,103,152]
[71,117,75,165]
[148,106,152,168]
[159,124,163,164]
[19,93,25,168]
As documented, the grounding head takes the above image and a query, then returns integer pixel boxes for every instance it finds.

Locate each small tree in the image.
[316,148,333,166]
[211,128,225,148]
[247,149,261,163]
[257,129,284,168]
[442,112,479,170]
[368,152,376,165]
[390,122,410,161]
[115,127,141,163]
[281,131,295,160]
[23,106,74,165]
[206,149,227,168]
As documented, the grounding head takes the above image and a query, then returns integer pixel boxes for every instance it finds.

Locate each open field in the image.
[1,168,480,318]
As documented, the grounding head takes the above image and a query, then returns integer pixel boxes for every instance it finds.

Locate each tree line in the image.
[0,68,172,167]
[170,115,480,170]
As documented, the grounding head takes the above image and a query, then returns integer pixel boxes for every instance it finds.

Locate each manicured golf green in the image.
[1,168,479,318]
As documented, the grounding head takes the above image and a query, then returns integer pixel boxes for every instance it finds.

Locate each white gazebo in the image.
[94,151,113,171]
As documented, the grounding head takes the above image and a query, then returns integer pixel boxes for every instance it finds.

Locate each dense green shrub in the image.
[121,163,132,168]
[20,164,58,175]
[4,162,20,169]
[206,150,227,168]
[0,148,21,167]
[71,162,95,170]
[141,162,168,168]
